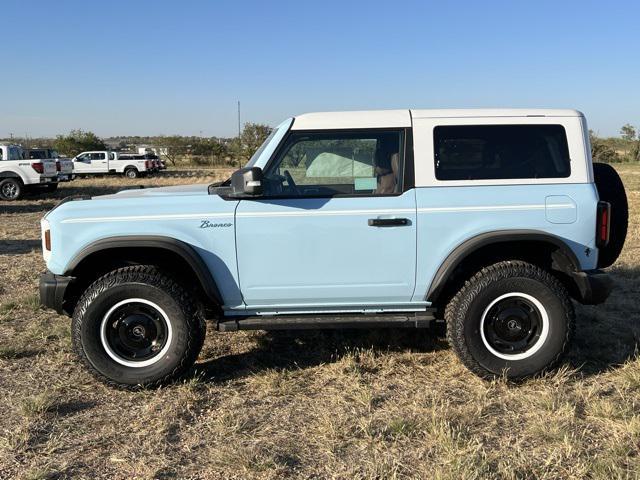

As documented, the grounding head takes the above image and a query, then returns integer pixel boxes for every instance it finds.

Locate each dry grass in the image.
[1,168,639,479]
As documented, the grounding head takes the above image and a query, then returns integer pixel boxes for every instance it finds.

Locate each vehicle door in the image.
[234,128,417,309]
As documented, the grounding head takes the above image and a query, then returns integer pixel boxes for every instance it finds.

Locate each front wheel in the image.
[72,266,205,388]
[446,261,574,379]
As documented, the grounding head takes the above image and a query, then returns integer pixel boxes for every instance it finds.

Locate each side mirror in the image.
[231,167,264,196]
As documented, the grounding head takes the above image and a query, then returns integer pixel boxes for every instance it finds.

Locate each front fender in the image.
[65,235,223,305]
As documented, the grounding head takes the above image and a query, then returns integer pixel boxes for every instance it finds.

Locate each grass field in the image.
[0,167,639,479]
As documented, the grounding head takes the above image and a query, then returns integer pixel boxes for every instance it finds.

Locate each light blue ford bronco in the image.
[39,109,628,388]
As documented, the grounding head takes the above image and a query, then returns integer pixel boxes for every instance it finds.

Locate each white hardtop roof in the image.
[292,108,583,130]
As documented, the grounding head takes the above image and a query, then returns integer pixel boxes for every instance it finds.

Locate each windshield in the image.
[244,118,293,169]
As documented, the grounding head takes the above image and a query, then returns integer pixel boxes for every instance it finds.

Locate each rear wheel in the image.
[0,178,23,200]
[124,168,139,179]
[446,261,574,379]
[593,162,628,268]
[72,266,205,388]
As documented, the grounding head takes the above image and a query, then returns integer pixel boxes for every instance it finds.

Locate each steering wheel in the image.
[283,170,300,195]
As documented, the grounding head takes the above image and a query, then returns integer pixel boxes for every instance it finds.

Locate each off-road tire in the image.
[445,261,574,379]
[124,168,139,179]
[593,162,628,268]
[72,265,205,389]
[0,177,23,200]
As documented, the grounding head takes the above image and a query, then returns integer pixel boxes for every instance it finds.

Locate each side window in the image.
[109,153,115,160]
[89,153,106,160]
[264,130,405,197]
[76,153,89,162]
[8,147,23,160]
[434,125,571,180]
[0,148,3,161]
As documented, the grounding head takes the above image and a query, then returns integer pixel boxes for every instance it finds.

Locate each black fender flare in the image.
[65,235,223,305]
[425,230,581,303]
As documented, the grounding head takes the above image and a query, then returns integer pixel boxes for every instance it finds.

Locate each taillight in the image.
[596,201,611,248]
[56,161,61,172]
[145,160,151,169]
[31,162,44,174]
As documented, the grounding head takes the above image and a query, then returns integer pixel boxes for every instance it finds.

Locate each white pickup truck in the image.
[73,151,153,178]
[0,143,58,200]
[25,148,74,183]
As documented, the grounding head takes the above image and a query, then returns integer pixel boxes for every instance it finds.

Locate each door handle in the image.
[368,218,409,227]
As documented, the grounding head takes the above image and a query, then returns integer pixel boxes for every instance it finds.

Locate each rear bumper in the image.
[39,271,73,315]
[570,269,613,305]
[40,176,58,184]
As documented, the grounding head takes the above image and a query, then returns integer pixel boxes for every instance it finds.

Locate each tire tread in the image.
[71,265,205,389]
[445,260,575,379]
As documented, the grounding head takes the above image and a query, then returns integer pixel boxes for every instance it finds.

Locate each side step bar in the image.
[217,311,436,332]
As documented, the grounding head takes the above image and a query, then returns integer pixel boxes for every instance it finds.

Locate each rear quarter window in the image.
[434,125,571,181]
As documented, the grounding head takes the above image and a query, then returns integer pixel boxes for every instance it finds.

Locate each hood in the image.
[44,181,236,225]
[95,183,210,200]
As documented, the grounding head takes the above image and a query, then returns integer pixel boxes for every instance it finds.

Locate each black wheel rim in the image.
[483,296,543,355]
[104,302,168,363]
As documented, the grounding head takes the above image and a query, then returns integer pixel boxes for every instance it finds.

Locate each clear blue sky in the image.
[2,0,639,138]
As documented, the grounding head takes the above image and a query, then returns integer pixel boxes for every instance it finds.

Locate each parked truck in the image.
[25,148,74,184]
[0,143,58,200]
[72,151,153,178]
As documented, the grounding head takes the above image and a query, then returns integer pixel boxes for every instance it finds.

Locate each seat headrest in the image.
[390,153,400,177]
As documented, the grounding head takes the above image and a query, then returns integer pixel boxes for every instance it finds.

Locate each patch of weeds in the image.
[22,294,41,312]
[0,300,19,314]
[0,344,40,359]
[23,466,59,480]
[382,417,421,439]
[20,391,57,418]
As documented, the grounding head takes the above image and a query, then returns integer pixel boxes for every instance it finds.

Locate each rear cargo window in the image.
[434,125,571,180]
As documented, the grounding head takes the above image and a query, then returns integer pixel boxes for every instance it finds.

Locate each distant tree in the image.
[589,130,620,163]
[620,124,637,141]
[53,129,107,157]
[230,123,272,163]
[631,141,640,162]
[158,136,188,166]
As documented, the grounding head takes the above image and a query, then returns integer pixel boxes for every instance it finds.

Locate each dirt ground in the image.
[0,168,639,479]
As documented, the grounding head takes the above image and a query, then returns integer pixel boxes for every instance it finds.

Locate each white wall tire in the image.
[72,266,206,389]
[99,298,174,368]
[446,261,574,379]
[479,292,550,361]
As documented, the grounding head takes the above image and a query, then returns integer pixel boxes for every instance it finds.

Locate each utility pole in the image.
[237,101,241,137]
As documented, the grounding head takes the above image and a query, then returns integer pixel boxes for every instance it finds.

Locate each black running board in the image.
[217,311,436,332]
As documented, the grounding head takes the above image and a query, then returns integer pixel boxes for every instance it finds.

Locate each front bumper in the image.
[39,271,74,315]
[570,270,613,305]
